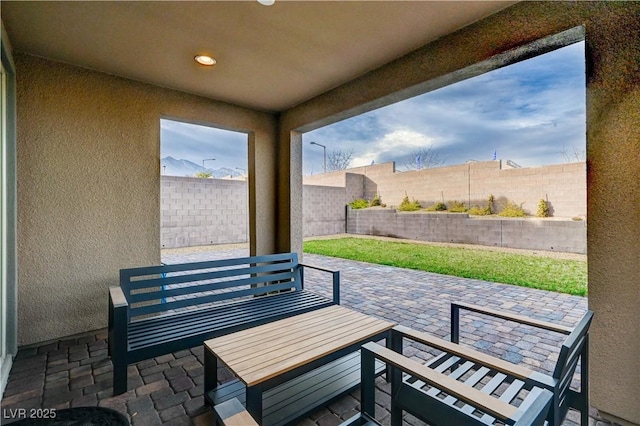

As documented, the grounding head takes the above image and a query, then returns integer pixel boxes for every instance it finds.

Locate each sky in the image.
[161,40,586,175]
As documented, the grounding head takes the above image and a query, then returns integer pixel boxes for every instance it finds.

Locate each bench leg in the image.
[204,347,218,393]
[112,356,128,396]
[110,305,128,396]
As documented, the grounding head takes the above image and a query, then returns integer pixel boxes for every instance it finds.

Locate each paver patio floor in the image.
[2,245,607,425]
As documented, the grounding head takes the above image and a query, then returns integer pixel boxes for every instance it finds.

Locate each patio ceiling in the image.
[1,1,515,112]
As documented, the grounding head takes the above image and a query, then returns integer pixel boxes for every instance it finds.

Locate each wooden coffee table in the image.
[204,305,395,425]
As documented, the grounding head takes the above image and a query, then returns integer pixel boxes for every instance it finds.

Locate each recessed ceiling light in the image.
[194,55,216,66]
[257,0,275,5]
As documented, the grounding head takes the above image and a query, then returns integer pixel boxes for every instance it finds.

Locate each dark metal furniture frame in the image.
[342,340,554,426]
[205,306,392,425]
[108,252,339,395]
[451,302,594,426]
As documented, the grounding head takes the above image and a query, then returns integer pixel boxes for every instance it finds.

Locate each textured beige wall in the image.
[282,2,640,423]
[16,54,277,345]
[582,5,640,425]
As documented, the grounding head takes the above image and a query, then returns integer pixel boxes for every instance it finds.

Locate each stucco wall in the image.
[16,54,277,345]
[283,3,640,423]
[306,161,586,218]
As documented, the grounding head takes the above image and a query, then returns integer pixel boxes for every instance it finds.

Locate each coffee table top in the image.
[204,305,394,386]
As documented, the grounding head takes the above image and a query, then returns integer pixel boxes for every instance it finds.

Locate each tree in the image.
[402,145,446,170]
[560,143,586,162]
[326,148,355,171]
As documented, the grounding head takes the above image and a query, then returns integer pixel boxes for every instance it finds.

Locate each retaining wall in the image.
[346,208,586,254]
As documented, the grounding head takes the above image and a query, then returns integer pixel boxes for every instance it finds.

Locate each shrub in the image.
[572,216,584,221]
[425,202,447,211]
[195,171,212,178]
[369,193,382,207]
[448,200,467,213]
[468,205,491,215]
[349,199,369,209]
[468,194,494,216]
[537,199,550,217]
[487,194,495,214]
[398,193,421,211]
[499,201,526,217]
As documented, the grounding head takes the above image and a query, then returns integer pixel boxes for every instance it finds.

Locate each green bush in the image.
[468,205,491,215]
[349,199,369,209]
[425,202,447,211]
[398,193,421,211]
[468,195,494,216]
[499,201,526,217]
[448,200,467,212]
[369,193,382,207]
[537,199,550,217]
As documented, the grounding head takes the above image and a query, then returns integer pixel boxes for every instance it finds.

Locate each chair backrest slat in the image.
[552,311,593,380]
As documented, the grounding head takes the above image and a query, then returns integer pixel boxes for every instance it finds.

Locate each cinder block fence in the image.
[161,160,586,253]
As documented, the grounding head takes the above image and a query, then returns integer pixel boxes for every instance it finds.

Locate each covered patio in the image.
[3,248,594,425]
[1,2,639,425]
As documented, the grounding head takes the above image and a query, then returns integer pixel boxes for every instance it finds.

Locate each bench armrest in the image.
[299,263,340,304]
[109,286,128,308]
[392,325,554,387]
[108,286,129,369]
[451,302,573,346]
[214,398,258,426]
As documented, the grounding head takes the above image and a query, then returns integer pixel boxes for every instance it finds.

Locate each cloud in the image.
[304,41,585,171]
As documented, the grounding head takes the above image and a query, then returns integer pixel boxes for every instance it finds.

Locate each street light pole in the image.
[202,158,215,172]
[310,141,326,173]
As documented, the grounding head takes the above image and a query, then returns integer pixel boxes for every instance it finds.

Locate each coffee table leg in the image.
[204,347,218,393]
[246,385,263,424]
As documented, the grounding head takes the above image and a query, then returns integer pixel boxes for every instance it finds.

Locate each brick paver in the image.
[1,245,613,426]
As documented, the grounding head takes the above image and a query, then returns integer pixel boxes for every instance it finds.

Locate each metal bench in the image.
[108,252,339,395]
[451,302,593,426]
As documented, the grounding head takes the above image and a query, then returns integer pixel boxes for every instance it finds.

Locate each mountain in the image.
[161,157,242,178]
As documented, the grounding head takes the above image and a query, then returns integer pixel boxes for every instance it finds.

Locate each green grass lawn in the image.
[303,237,587,296]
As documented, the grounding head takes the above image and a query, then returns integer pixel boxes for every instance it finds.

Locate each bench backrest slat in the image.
[125,260,297,294]
[119,253,301,321]
[120,253,295,286]
[128,270,297,304]
[129,280,300,318]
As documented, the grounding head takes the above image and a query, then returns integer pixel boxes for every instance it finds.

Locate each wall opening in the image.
[301,31,587,293]
[160,118,249,250]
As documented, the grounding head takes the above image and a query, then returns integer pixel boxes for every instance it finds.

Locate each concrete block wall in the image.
[161,176,248,248]
[162,176,348,248]
[303,185,346,237]
[305,160,586,218]
[347,209,586,254]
